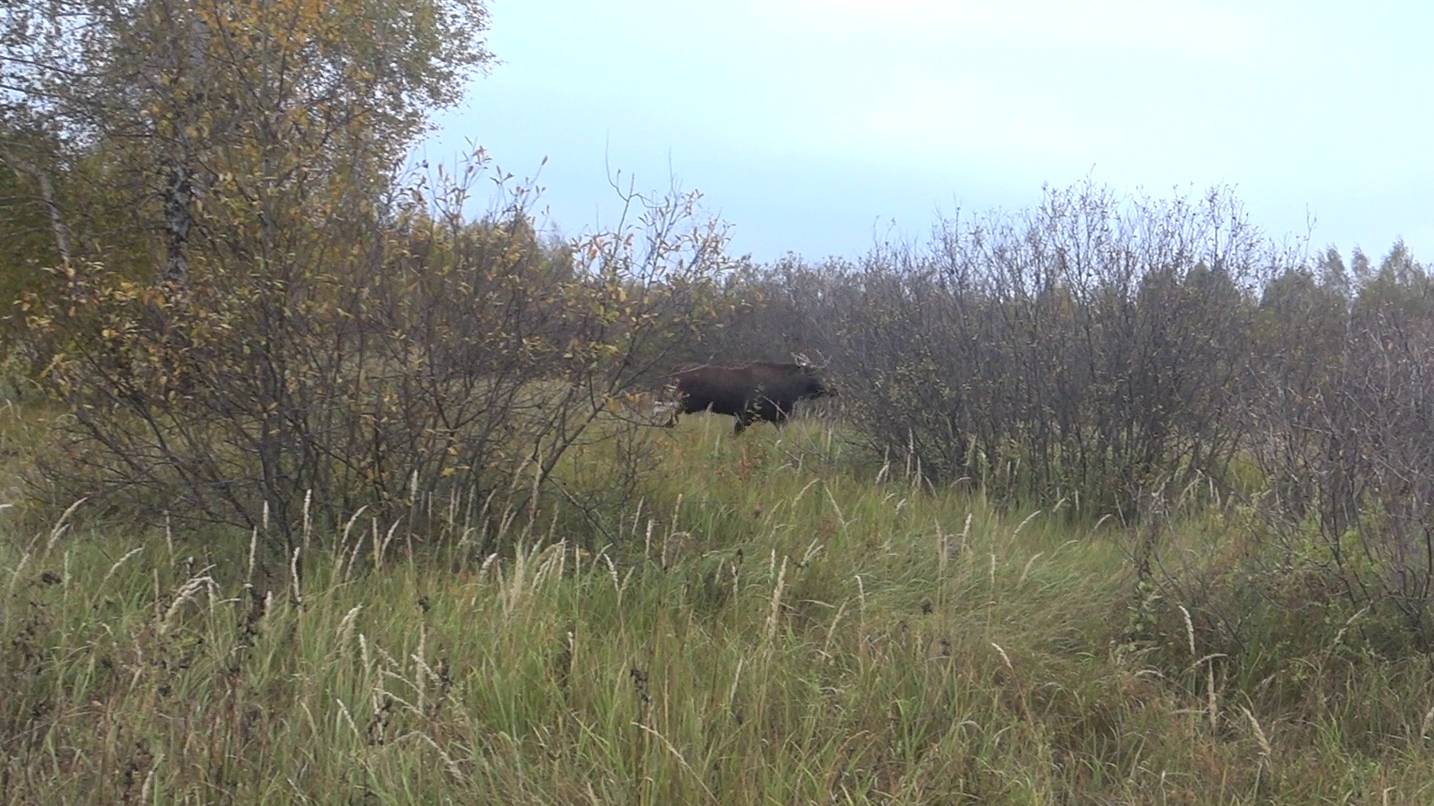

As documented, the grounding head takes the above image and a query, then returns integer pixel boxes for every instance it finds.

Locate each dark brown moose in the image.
[661,356,835,434]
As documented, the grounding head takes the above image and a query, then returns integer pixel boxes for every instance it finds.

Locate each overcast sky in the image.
[418,0,1432,263]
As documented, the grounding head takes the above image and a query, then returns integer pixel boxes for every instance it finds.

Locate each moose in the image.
[660,355,835,434]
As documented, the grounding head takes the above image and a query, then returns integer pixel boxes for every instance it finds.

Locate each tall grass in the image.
[3,414,1434,803]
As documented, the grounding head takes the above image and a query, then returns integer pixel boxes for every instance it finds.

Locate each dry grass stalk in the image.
[632,722,716,803]
[102,546,144,587]
[991,642,1014,671]
[336,697,362,741]
[1018,553,1042,587]
[45,497,86,552]
[1242,706,1272,759]
[290,546,303,606]
[160,574,217,634]
[1178,605,1197,656]
[1012,509,1042,538]
[337,605,363,656]
[766,556,788,645]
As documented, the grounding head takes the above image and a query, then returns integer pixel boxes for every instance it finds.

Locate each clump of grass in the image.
[1,418,1433,803]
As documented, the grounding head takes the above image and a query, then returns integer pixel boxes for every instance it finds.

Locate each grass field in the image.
[3,404,1434,804]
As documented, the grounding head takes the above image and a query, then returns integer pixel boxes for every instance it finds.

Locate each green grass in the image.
[3,410,1434,803]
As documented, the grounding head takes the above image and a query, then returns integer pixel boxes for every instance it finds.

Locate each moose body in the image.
[664,361,834,433]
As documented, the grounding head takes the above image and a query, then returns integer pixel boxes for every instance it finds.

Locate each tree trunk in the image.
[0,144,73,269]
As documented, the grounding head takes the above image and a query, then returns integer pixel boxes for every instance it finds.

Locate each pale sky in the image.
[419,0,1432,263]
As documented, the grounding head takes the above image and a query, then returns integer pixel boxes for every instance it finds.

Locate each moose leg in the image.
[733,411,755,435]
[654,384,683,428]
[773,402,793,427]
[734,396,766,435]
[654,400,679,427]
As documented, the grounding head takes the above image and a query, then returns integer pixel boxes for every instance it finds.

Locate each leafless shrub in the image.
[749,182,1267,517]
[1249,249,1434,642]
